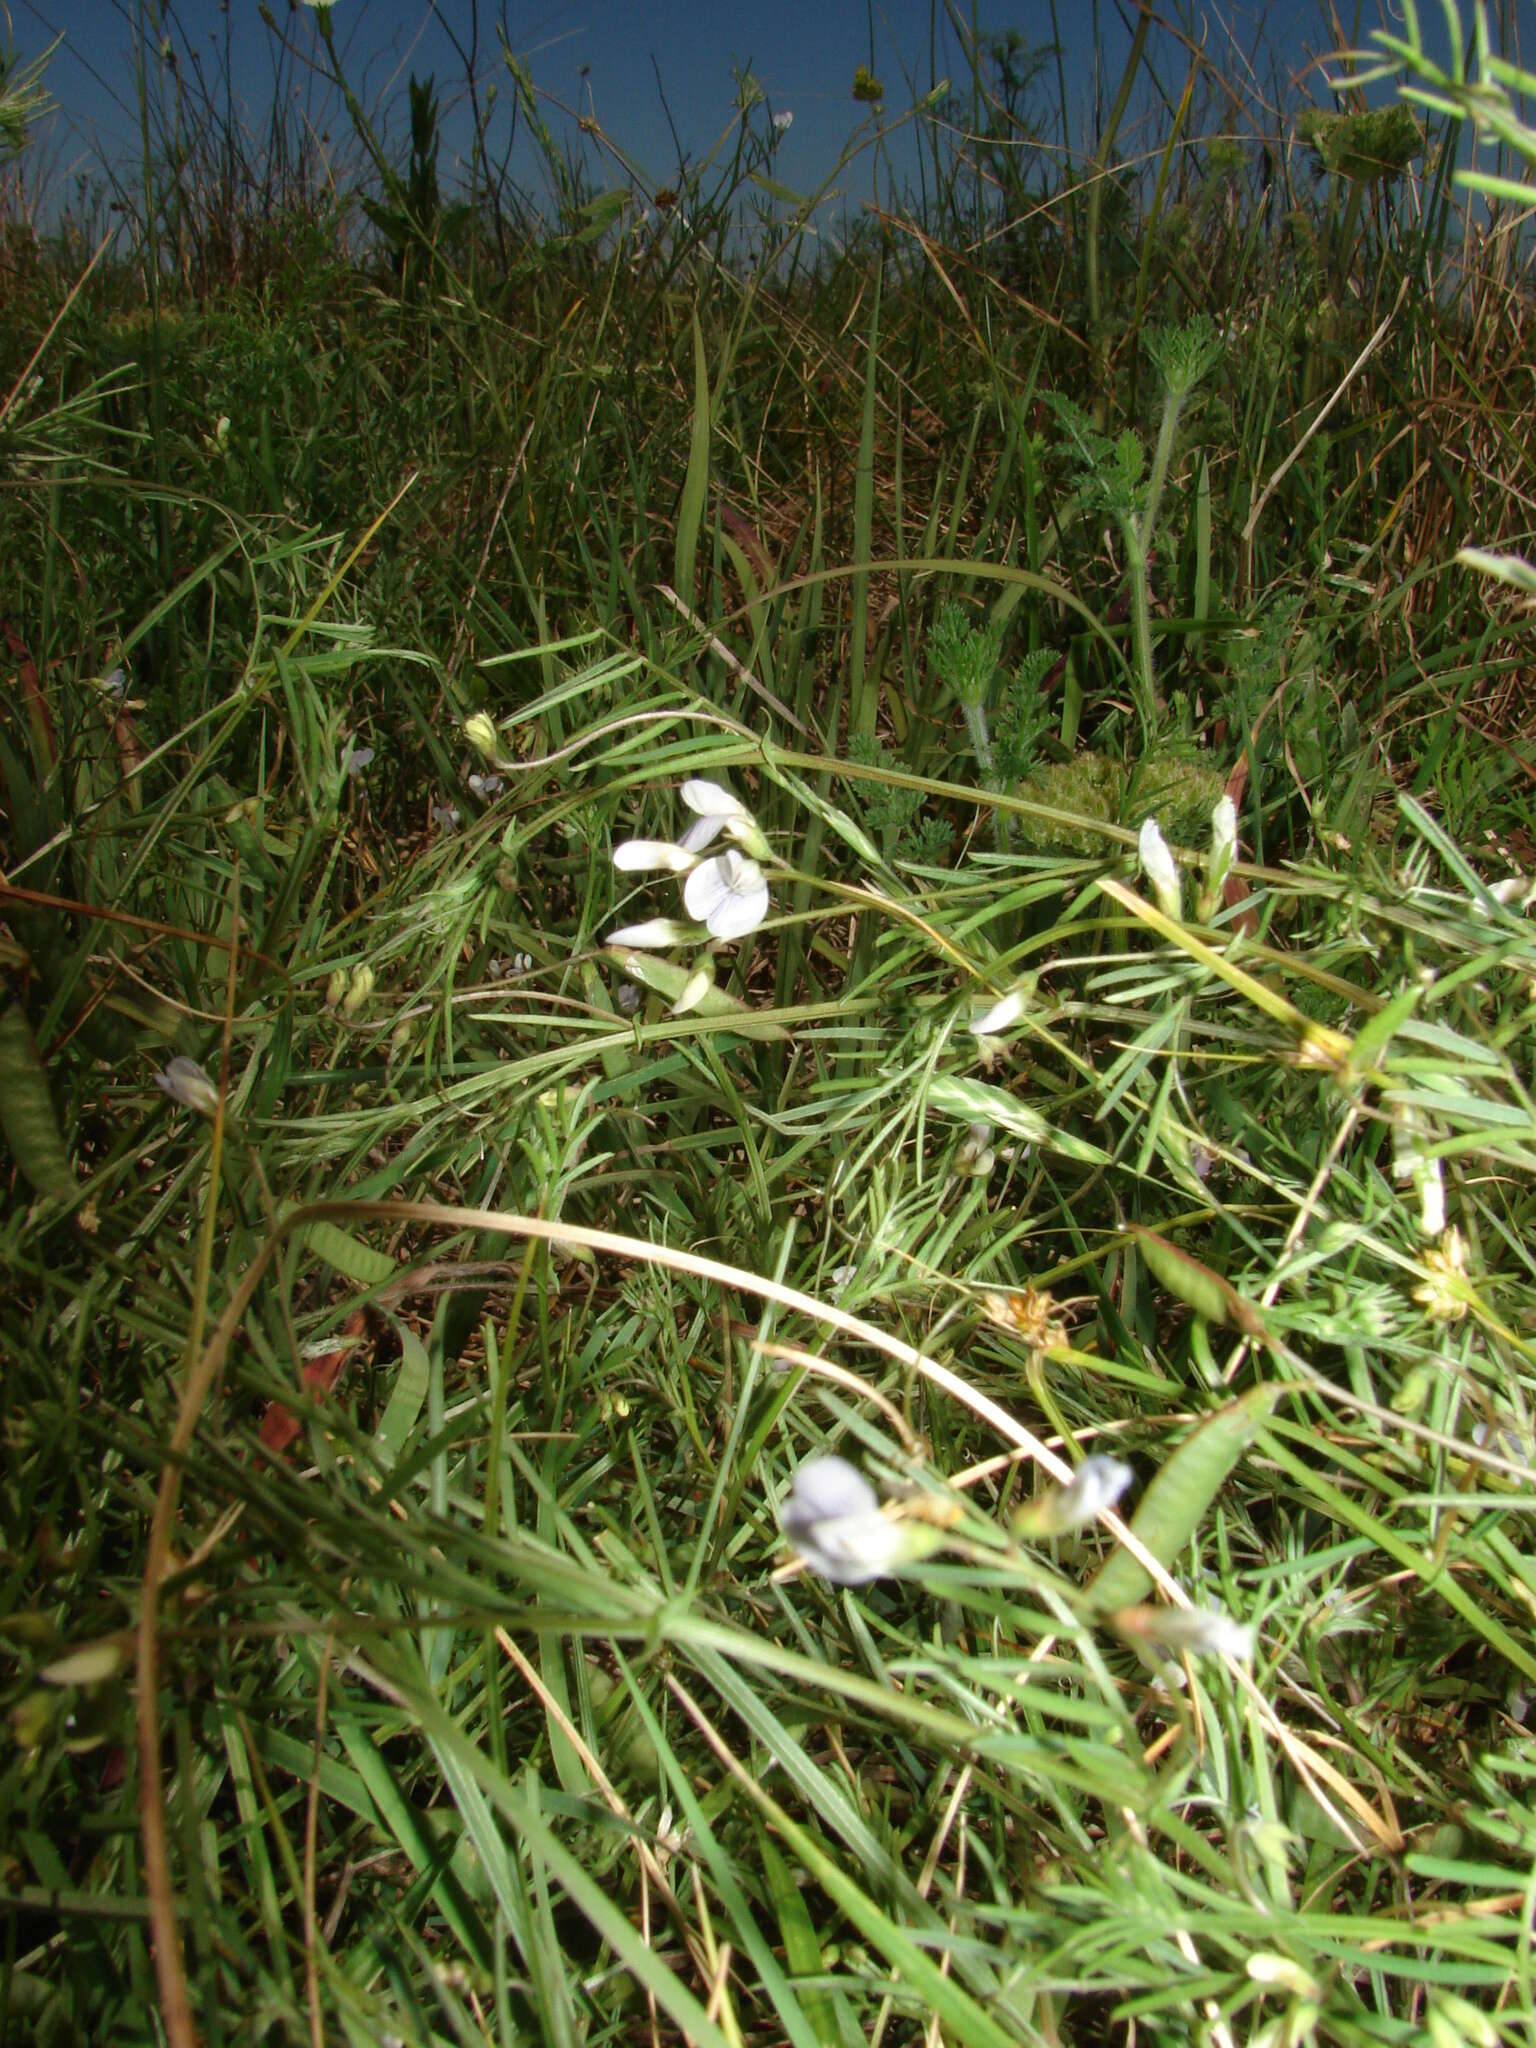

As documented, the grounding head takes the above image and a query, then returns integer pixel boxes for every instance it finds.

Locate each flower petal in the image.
[678,814,725,853]
[681,778,749,820]
[970,989,1025,1037]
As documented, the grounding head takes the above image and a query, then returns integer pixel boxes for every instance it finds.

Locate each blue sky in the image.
[8,2,1476,227]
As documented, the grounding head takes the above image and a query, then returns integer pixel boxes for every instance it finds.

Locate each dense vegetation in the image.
[4,4,1536,2041]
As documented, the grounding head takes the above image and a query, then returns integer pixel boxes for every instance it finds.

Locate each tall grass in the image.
[3,5,1536,2043]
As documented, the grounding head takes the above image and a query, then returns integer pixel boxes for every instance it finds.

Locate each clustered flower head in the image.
[610,780,772,945]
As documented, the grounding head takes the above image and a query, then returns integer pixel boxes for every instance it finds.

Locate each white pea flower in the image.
[1209,795,1238,885]
[154,1055,219,1116]
[778,1456,911,1585]
[432,803,461,833]
[970,988,1025,1037]
[954,1121,995,1177]
[340,740,374,779]
[772,109,793,132]
[100,666,127,700]
[467,772,503,799]
[683,851,770,940]
[1014,1454,1135,1538]
[607,918,695,949]
[679,779,771,859]
[1138,817,1182,920]
[612,838,698,874]
[1113,1600,1254,1662]
[1197,795,1239,920]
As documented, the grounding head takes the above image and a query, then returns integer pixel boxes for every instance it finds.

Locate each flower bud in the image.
[154,1055,219,1116]
[463,712,500,762]
[1138,818,1182,921]
[1013,1454,1134,1538]
[341,964,375,1017]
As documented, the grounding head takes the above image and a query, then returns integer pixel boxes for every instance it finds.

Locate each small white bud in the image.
[1138,818,1182,920]
[154,1055,219,1116]
[1014,1455,1134,1538]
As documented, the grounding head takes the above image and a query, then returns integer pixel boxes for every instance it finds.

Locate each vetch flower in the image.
[1197,794,1238,919]
[671,965,714,1016]
[1138,817,1182,920]
[154,1055,219,1116]
[683,851,770,940]
[778,1456,913,1585]
[970,988,1026,1038]
[678,779,771,859]
[612,838,698,874]
[1014,1454,1134,1538]
[954,1121,995,1177]
[340,740,374,780]
[1113,1600,1255,1662]
[467,772,503,799]
[432,803,461,833]
[1208,795,1238,884]
[607,918,695,950]
[772,109,793,132]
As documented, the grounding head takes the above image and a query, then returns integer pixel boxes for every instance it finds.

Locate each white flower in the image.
[101,666,126,699]
[679,779,771,859]
[154,1055,218,1116]
[970,988,1026,1037]
[778,1456,910,1584]
[1016,1454,1135,1538]
[1138,817,1182,920]
[1209,795,1238,881]
[684,851,769,940]
[340,740,374,779]
[1114,1601,1254,1661]
[672,966,714,1015]
[613,838,698,874]
[607,918,695,949]
[772,109,793,132]
[954,1121,995,1176]
[432,803,460,833]
[467,772,503,799]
